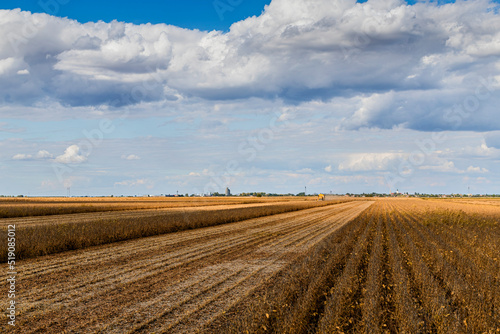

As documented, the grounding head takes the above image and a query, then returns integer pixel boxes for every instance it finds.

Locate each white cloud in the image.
[466,166,489,173]
[12,153,32,160]
[36,150,53,159]
[342,92,396,130]
[0,57,23,75]
[121,154,140,160]
[339,153,406,172]
[324,165,332,172]
[55,145,87,164]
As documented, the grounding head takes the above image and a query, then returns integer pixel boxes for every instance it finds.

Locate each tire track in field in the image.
[4,201,372,333]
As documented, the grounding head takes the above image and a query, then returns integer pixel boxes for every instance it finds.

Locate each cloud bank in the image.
[1,0,500,132]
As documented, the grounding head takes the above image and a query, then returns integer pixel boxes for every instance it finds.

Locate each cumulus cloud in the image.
[121,154,140,160]
[12,153,32,160]
[339,153,406,172]
[36,150,53,159]
[324,165,332,172]
[55,145,87,164]
[1,1,500,131]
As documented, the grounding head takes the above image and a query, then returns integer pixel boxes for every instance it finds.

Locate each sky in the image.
[1,0,500,196]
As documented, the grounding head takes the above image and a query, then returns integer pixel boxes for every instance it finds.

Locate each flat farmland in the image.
[0,197,346,261]
[0,199,371,333]
[2,197,499,333]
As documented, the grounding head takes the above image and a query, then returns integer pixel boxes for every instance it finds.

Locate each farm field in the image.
[1,197,499,333]
[0,196,317,219]
[0,199,370,333]
[0,197,348,261]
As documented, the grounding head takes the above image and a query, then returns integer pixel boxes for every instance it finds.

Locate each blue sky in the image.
[1,0,272,31]
[1,0,500,196]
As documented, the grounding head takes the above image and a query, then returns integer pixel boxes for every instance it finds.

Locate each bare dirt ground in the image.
[1,200,372,333]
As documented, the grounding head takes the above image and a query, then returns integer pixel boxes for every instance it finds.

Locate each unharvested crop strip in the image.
[360,209,384,333]
[385,209,422,333]
[397,203,500,274]
[390,209,462,333]
[397,210,498,331]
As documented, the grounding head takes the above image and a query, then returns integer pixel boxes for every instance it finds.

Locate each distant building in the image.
[225,187,231,196]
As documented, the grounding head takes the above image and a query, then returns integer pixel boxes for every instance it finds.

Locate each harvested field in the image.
[0,200,372,333]
[0,199,351,261]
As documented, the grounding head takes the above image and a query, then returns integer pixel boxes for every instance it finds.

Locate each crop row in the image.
[206,199,500,333]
